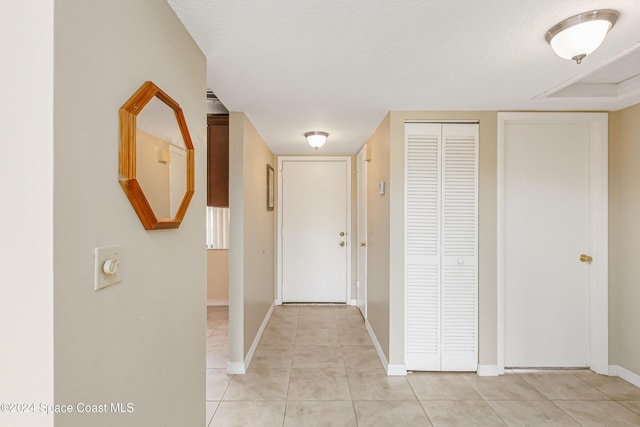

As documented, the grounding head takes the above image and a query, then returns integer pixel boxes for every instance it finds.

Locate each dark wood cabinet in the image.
[207,114,229,207]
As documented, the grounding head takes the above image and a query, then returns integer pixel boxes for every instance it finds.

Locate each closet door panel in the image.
[405,123,442,371]
[441,124,478,371]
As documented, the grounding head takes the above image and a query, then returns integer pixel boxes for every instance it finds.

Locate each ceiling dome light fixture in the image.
[546,9,619,64]
[305,131,329,150]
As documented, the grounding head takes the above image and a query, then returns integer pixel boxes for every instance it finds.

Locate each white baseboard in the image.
[388,364,408,376]
[364,319,407,376]
[609,365,640,388]
[349,299,357,306]
[619,366,640,388]
[243,301,276,372]
[365,319,389,373]
[226,362,245,375]
[207,299,229,306]
[477,365,499,377]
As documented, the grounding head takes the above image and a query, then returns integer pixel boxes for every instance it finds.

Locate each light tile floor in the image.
[206,305,640,426]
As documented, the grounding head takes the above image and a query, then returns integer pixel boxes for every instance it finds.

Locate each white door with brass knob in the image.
[500,113,608,372]
[279,157,351,303]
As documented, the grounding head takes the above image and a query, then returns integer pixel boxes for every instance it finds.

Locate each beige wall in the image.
[0,1,54,425]
[229,112,276,364]
[54,1,206,426]
[609,103,640,375]
[365,111,498,366]
[208,250,229,303]
[365,114,391,360]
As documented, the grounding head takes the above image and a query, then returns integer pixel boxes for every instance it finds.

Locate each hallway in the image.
[205,305,640,426]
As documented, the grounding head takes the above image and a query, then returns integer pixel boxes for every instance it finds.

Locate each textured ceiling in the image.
[168,0,640,154]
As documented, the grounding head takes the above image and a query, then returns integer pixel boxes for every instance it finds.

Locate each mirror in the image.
[119,81,194,230]
[136,97,187,219]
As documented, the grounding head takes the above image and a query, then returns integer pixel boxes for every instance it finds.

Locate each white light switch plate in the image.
[94,245,124,291]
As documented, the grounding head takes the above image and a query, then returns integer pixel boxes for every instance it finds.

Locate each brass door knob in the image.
[339,241,345,247]
[580,254,593,263]
[339,231,345,237]
[360,242,366,247]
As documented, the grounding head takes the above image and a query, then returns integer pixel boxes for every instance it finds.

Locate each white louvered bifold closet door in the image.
[405,122,478,372]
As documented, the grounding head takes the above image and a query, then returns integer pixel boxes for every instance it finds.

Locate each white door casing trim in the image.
[276,156,352,305]
[357,144,368,318]
[497,112,608,375]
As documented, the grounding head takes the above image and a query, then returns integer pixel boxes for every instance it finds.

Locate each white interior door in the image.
[503,119,595,368]
[280,158,350,303]
[357,146,368,317]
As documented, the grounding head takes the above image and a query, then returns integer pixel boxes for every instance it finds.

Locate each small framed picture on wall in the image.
[266,164,275,211]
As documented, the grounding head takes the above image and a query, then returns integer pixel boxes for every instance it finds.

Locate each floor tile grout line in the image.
[516,371,553,400]
[339,349,361,426]
[548,399,584,426]
[205,400,220,427]
[211,400,221,427]
[283,311,298,406]
[518,371,614,401]
[475,394,510,426]
[406,374,436,425]
[343,364,358,425]
[460,371,486,400]
[351,400,360,426]
[569,371,616,401]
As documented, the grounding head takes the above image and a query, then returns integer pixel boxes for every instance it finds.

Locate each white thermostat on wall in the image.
[379,181,386,195]
[94,244,124,291]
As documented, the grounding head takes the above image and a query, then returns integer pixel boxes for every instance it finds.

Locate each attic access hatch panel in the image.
[544,46,640,107]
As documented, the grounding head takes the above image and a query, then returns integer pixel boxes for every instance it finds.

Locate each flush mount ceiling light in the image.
[304,131,329,150]
[546,9,619,64]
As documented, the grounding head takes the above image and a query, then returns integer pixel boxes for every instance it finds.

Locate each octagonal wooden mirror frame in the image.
[119,81,194,230]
